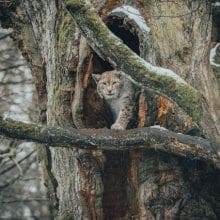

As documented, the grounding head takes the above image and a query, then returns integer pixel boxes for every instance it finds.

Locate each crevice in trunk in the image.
[102,151,129,220]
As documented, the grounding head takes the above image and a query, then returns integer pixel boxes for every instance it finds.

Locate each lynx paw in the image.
[111,123,125,130]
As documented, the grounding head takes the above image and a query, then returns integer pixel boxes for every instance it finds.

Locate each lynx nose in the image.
[107,89,112,93]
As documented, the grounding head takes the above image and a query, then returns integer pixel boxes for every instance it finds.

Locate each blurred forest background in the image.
[0,27,50,219]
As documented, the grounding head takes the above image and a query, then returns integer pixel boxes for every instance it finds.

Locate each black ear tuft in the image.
[92,74,101,84]
[115,71,125,80]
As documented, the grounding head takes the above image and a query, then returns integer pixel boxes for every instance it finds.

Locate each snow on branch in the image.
[210,43,220,67]
[0,116,219,169]
[64,0,202,122]
[111,5,150,33]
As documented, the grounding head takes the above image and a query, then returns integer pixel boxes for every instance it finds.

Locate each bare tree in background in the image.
[0,28,51,219]
[0,0,220,219]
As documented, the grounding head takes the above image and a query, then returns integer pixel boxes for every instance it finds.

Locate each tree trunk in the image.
[0,0,220,219]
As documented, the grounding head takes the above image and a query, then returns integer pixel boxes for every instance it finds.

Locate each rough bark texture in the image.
[23,1,104,219]
[1,0,220,219]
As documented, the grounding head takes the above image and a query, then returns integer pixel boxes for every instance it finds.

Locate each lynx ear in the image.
[115,71,124,79]
[92,74,101,84]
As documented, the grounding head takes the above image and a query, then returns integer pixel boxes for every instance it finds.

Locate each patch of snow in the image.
[136,55,187,84]
[210,43,220,67]
[150,125,167,130]
[111,5,150,33]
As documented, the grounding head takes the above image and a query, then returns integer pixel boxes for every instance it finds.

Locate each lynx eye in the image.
[102,82,107,85]
[112,81,117,85]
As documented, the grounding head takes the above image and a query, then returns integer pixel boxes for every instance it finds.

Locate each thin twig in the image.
[0,156,36,189]
[0,64,26,72]
[0,150,35,175]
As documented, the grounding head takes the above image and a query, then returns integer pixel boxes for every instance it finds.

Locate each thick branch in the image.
[0,116,219,168]
[64,0,202,122]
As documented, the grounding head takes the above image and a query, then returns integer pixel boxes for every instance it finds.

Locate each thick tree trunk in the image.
[0,0,220,219]
[21,1,104,218]
[1,0,104,218]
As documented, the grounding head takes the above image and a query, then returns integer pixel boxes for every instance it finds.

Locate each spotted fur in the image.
[92,70,135,130]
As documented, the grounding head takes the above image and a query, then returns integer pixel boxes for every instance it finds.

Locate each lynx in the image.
[92,70,135,130]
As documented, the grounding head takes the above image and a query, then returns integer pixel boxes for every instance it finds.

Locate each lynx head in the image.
[92,70,124,100]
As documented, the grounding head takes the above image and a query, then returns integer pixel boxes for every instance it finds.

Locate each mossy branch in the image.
[0,116,219,169]
[64,0,202,122]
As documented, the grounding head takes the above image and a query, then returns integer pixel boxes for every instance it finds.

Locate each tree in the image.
[0,0,220,219]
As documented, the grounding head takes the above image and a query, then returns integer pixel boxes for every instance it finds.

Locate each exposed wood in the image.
[0,116,219,169]
[137,90,198,133]
[138,91,147,128]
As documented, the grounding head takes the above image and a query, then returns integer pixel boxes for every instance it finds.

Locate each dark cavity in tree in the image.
[106,16,140,56]
[92,15,141,74]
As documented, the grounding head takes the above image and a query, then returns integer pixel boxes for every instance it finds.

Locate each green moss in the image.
[57,12,75,60]
[58,212,76,220]
[64,0,85,12]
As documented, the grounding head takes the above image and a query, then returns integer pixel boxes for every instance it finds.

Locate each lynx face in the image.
[92,70,123,100]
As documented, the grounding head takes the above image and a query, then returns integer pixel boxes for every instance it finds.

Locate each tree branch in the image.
[0,156,36,189]
[63,0,202,122]
[0,150,35,175]
[0,32,12,40]
[0,64,26,72]
[0,116,219,168]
